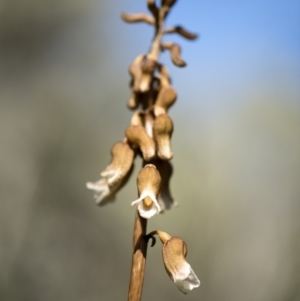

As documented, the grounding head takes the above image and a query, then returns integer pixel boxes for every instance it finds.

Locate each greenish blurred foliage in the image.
[0,1,299,301]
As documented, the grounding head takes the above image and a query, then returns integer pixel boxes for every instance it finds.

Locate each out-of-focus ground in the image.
[1,0,299,300]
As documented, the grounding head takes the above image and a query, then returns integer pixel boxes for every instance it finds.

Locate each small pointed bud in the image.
[162,43,186,67]
[131,164,162,219]
[121,13,155,25]
[125,125,156,161]
[164,26,198,40]
[153,114,174,160]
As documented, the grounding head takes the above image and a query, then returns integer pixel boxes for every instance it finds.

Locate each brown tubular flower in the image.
[125,125,156,161]
[131,164,162,219]
[86,141,135,205]
[147,231,200,294]
[153,114,174,160]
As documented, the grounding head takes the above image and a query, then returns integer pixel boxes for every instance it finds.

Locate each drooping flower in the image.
[131,164,162,219]
[86,141,134,205]
[148,230,200,294]
[153,114,174,160]
[125,125,156,162]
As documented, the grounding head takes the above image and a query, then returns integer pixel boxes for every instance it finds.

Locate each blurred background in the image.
[1,0,299,300]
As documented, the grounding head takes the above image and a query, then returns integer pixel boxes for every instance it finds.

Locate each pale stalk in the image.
[127,7,166,301]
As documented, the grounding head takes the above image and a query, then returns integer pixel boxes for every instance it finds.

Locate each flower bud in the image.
[131,164,162,219]
[163,26,198,40]
[153,114,173,160]
[125,125,156,161]
[162,42,186,67]
[121,12,155,25]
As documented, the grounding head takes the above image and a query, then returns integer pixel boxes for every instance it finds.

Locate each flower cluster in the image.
[86,0,200,295]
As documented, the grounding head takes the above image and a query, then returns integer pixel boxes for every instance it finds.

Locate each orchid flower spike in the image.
[147,230,200,294]
[131,164,162,219]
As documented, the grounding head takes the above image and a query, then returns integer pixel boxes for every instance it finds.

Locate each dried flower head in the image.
[131,164,162,219]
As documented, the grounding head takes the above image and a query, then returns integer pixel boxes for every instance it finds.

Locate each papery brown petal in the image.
[162,237,188,280]
[164,26,198,40]
[100,142,135,187]
[125,125,156,161]
[137,164,162,197]
[154,87,177,116]
[99,163,135,206]
[129,55,145,92]
[139,57,157,92]
[121,12,155,25]
[153,114,174,160]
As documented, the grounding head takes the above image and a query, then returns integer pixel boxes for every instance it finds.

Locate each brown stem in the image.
[127,5,169,301]
[127,210,148,301]
[148,7,167,61]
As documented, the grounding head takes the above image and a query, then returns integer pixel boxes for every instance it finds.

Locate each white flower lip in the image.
[131,189,161,219]
[161,235,200,294]
[132,164,162,219]
[86,141,134,205]
[173,261,200,294]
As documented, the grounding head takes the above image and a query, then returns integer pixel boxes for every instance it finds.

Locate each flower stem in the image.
[127,210,148,301]
[127,4,167,301]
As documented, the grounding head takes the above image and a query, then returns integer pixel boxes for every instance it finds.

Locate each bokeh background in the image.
[1,0,299,300]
